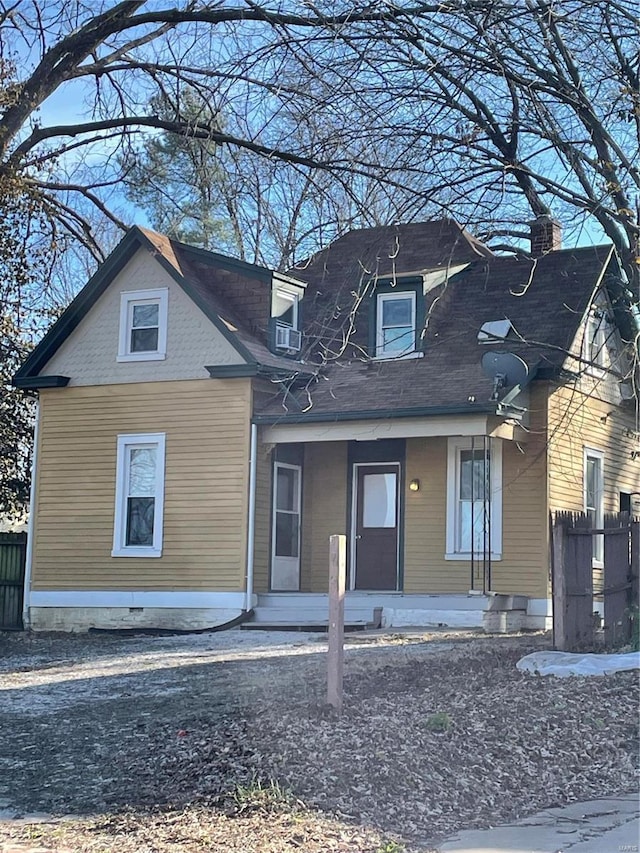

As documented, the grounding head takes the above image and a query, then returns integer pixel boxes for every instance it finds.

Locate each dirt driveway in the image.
[0,628,637,852]
[0,629,338,813]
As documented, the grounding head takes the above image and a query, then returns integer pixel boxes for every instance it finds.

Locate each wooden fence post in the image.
[569,514,594,650]
[327,534,346,712]
[552,512,593,651]
[603,513,632,647]
[631,521,639,638]
[551,514,567,650]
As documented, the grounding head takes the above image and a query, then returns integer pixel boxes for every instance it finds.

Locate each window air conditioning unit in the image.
[275,324,302,352]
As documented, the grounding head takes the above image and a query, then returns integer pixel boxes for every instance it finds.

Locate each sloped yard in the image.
[0,629,637,852]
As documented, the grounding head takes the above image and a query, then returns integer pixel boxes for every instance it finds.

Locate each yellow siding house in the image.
[14,220,639,631]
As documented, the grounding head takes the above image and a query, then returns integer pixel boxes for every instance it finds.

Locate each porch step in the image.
[250,606,376,624]
[250,592,494,630]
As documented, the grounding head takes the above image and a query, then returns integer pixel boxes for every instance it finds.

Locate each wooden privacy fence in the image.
[551,512,639,651]
[0,532,26,631]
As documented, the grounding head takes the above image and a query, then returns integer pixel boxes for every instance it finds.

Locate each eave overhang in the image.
[206,363,317,380]
[253,401,496,426]
[12,375,70,390]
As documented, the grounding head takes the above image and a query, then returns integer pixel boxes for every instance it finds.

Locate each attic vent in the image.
[478,320,512,344]
[275,324,302,352]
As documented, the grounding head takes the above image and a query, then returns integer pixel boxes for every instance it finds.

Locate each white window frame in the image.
[272,287,300,330]
[117,288,168,362]
[112,433,166,558]
[583,306,608,374]
[446,437,502,560]
[584,447,604,567]
[270,461,302,590]
[376,291,417,359]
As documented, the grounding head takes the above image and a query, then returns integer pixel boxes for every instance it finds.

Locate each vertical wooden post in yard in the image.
[327,534,346,712]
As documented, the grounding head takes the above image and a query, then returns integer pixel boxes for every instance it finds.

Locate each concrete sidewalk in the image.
[435,793,639,853]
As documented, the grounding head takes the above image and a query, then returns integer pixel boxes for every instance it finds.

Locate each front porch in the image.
[249,405,552,630]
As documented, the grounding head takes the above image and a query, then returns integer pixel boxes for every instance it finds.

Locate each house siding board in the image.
[404,389,549,598]
[42,250,243,385]
[547,383,638,594]
[300,450,314,592]
[252,440,272,594]
[31,379,251,592]
[404,437,457,592]
[304,442,348,593]
[498,389,549,598]
[548,384,638,513]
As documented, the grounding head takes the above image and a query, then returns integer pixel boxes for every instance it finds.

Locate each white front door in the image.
[271,462,301,590]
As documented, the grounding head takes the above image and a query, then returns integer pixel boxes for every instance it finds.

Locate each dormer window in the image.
[369,278,424,360]
[273,288,299,329]
[272,284,302,353]
[118,288,168,362]
[376,292,416,357]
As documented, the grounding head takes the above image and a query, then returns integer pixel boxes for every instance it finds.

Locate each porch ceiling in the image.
[260,413,525,444]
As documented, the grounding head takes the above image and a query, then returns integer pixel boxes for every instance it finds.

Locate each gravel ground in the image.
[0,628,637,852]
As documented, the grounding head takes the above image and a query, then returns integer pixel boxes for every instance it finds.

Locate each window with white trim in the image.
[584,449,604,564]
[112,433,166,557]
[584,307,608,372]
[446,437,502,560]
[272,288,299,330]
[271,285,303,352]
[118,288,168,362]
[376,291,416,357]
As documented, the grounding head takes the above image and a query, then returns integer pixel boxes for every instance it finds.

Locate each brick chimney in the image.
[529,215,562,256]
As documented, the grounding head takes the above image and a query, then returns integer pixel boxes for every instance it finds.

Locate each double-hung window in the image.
[584,307,607,372]
[584,449,604,564]
[272,286,302,352]
[112,433,166,557]
[446,437,502,559]
[273,288,299,329]
[376,291,416,358]
[118,288,168,362]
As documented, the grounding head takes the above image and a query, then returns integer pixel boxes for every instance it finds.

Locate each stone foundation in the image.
[382,608,484,629]
[483,609,527,634]
[28,607,245,633]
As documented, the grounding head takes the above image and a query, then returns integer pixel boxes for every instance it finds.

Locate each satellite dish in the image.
[481,351,529,401]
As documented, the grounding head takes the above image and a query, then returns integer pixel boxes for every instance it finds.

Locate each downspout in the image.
[245,422,258,613]
[22,398,40,630]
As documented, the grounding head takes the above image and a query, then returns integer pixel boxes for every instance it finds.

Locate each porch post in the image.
[327,534,346,712]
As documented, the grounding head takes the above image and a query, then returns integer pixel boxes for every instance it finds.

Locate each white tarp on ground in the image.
[517,650,640,677]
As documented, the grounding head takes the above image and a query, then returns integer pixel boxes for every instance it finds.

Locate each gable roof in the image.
[14,226,305,386]
[254,243,617,423]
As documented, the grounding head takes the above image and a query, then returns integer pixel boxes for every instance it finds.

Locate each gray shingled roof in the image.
[254,243,616,421]
[140,228,306,372]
